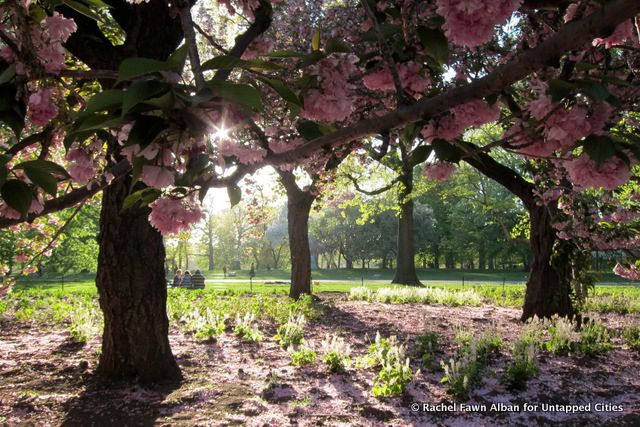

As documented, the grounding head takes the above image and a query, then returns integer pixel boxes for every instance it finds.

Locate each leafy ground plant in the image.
[622,324,640,350]
[415,328,439,369]
[440,340,481,398]
[67,304,102,343]
[234,312,263,342]
[578,318,612,356]
[370,337,418,397]
[183,307,227,342]
[321,334,351,373]
[543,315,578,355]
[275,313,306,348]
[289,346,317,366]
[504,336,538,389]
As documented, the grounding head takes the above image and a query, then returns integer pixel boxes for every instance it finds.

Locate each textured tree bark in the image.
[521,204,575,320]
[96,178,181,382]
[59,0,185,382]
[286,189,314,299]
[392,169,422,286]
[280,172,315,299]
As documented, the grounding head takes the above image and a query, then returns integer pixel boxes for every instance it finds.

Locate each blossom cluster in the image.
[149,195,206,236]
[436,0,522,47]
[301,54,359,123]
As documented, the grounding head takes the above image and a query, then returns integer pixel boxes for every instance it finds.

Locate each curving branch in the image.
[263,0,639,167]
[345,173,401,196]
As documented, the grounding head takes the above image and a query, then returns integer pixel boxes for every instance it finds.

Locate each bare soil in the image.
[1,294,639,426]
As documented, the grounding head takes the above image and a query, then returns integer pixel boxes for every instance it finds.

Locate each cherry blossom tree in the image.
[1,0,639,381]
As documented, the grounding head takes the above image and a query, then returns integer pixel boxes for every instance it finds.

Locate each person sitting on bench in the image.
[192,270,205,289]
[182,270,192,288]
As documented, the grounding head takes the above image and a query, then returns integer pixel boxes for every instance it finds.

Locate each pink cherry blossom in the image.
[301,54,359,123]
[140,166,175,188]
[149,196,205,236]
[436,0,523,47]
[66,148,96,184]
[28,89,59,126]
[15,253,28,263]
[218,139,267,164]
[44,12,78,42]
[0,204,21,219]
[423,161,456,181]
[362,62,430,95]
[613,263,640,280]
[565,154,633,190]
[592,19,635,48]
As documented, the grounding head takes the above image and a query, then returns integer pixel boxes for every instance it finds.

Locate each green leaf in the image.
[166,44,188,72]
[201,55,283,72]
[0,109,25,137]
[575,80,610,102]
[410,145,432,167]
[143,90,175,110]
[266,50,306,58]
[16,160,69,178]
[206,81,263,111]
[72,113,121,133]
[227,184,241,207]
[298,50,325,68]
[61,0,107,24]
[0,63,16,85]
[296,120,335,141]
[582,135,616,165]
[125,116,168,148]
[122,188,161,211]
[81,89,124,116]
[311,27,321,51]
[432,139,461,163]
[22,166,57,196]
[1,179,32,217]
[325,38,352,54]
[258,77,302,107]
[548,80,575,102]
[122,80,169,115]
[417,26,449,65]
[118,57,171,81]
[361,24,401,42]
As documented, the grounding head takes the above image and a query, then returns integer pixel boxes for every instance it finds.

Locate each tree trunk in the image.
[478,242,486,270]
[207,222,214,271]
[392,168,422,286]
[281,172,315,299]
[521,204,574,320]
[96,178,181,382]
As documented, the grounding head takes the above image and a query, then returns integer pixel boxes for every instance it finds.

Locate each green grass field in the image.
[8,267,640,314]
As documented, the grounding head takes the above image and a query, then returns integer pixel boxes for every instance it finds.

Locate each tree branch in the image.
[263,0,639,167]
[0,160,131,228]
[345,173,401,196]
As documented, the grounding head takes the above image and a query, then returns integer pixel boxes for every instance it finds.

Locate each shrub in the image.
[369,337,418,397]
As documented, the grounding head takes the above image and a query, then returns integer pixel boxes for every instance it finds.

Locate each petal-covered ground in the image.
[1,294,639,426]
